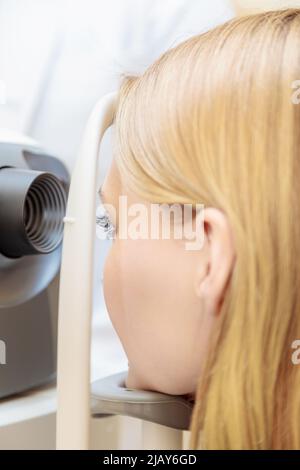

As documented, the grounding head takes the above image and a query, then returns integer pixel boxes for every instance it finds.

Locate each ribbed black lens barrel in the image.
[0,168,67,258]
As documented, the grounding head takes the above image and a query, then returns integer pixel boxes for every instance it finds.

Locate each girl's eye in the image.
[96,203,116,240]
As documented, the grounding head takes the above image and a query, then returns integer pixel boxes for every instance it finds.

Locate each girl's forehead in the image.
[102,157,144,208]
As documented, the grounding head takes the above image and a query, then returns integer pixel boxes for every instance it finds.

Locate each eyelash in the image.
[96,202,116,240]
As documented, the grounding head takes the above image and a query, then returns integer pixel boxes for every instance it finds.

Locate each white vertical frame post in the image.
[56,92,117,450]
[141,422,183,450]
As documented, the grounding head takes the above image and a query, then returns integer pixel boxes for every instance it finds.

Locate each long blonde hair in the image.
[113,9,300,449]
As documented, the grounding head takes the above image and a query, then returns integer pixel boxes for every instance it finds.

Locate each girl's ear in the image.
[194,207,235,315]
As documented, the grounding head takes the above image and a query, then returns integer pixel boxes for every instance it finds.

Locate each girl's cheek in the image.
[103,248,120,325]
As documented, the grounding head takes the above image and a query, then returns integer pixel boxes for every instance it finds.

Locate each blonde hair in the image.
[113,9,300,449]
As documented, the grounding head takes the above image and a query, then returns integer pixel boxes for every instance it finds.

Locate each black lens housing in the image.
[0,167,67,258]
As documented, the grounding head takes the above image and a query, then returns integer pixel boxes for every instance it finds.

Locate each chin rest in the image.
[91,371,193,430]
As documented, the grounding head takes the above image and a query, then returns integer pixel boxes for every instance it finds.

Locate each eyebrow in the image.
[98,185,114,214]
[98,184,118,228]
[98,185,105,203]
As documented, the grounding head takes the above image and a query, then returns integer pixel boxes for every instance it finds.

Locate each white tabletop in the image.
[0,306,128,427]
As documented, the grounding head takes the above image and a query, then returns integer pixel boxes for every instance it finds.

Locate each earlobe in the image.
[194,207,235,316]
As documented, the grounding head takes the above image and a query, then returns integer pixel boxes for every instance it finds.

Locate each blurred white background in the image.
[0,0,234,171]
